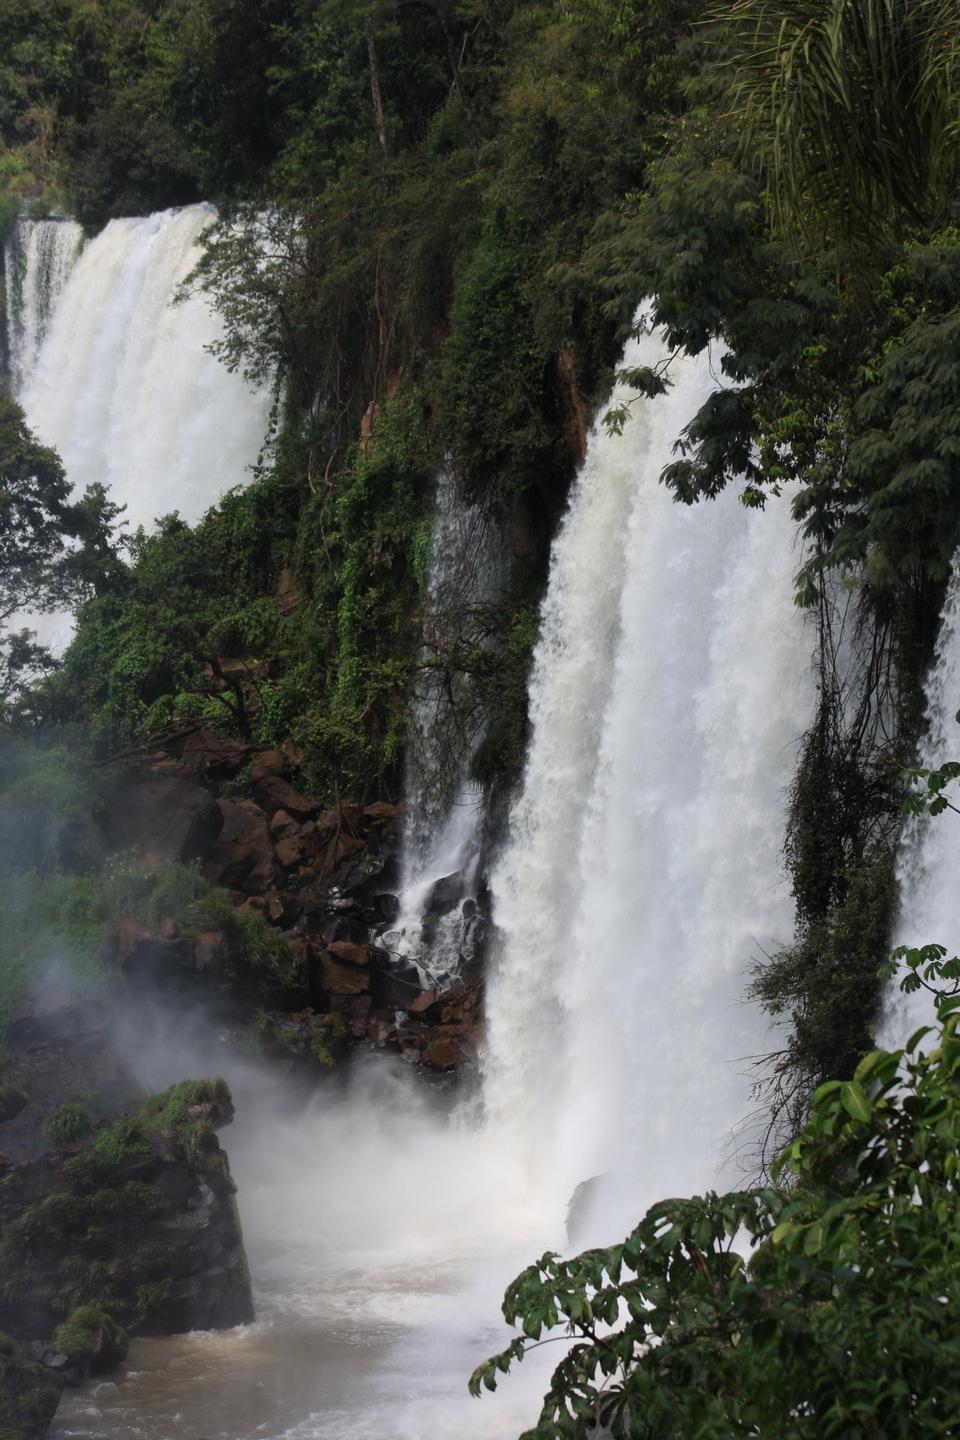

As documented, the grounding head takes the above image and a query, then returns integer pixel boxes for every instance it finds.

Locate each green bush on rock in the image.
[44,1105,93,1145]
[51,1306,127,1374]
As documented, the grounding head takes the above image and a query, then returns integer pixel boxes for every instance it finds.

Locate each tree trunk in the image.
[365,15,388,151]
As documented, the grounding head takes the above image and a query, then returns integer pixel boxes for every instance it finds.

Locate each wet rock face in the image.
[0,1088,252,1346]
[0,1334,61,1437]
[101,756,489,1075]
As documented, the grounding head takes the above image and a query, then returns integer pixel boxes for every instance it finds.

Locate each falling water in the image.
[52,322,815,1438]
[484,324,815,1237]
[4,216,84,391]
[14,205,271,534]
[883,564,960,1042]
[388,470,499,979]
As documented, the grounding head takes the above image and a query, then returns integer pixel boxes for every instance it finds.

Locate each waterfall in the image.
[883,565,960,1042]
[387,470,499,979]
[4,216,84,391]
[51,324,820,1440]
[483,325,815,1233]
[12,205,271,536]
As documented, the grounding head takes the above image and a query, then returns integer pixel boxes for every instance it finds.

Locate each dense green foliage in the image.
[4,0,960,1141]
[0,396,120,708]
[4,0,702,810]
[472,948,960,1437]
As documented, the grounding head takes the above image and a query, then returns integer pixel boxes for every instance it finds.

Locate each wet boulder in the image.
[423,871,465,918]
[370,951,422,1011]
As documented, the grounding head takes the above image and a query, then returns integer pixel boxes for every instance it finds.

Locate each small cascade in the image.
[14,205,271,535]
[3,216,84,391]
[385,470,498,981]
[483,323,815,1236]
[884,565,960,1042]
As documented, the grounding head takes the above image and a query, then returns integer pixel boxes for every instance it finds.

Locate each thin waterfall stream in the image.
[48,322,817,1438]
[386,468,499,981]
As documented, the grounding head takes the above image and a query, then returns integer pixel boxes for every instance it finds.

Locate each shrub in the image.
[44,1104,93,1144]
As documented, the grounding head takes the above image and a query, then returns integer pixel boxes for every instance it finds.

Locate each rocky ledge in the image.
[107,732,487,1075]
[0,1060,250,1437]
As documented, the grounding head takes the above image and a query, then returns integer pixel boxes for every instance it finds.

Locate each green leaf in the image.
[840,1081,872,1123]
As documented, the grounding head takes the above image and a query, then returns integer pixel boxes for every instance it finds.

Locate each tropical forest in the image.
[2,1,960,1435]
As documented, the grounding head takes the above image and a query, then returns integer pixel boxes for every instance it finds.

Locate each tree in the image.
[721,0,960,258]
[0,395,121,709]
[471,953,960,1436]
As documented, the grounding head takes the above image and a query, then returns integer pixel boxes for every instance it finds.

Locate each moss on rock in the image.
[0,1338,60,1437]
[51,1307,127,1374]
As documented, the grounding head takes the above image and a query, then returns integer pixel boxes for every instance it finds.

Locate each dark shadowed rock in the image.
[251,774,318,821]
[423,871,465,917]
[0,1080,253,1349]
[180,730,255,777]
[108,774,223,864]
[0,1336,61,1436]
[205,799,279,893]
[372,892,400,924]
[370,951,422,1010]
[248,747,293,785]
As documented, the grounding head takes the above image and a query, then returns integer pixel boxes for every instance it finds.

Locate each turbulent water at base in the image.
[8,204,270,544]
[53,325,815,1439]
[882,564,960,1044]
[388,471,498,979]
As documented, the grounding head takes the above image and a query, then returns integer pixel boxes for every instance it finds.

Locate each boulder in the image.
[310,949,371,999]
[117,930,194,983]
[180,729,254,777]
[251,774,318,822]
[249,748,291,784]
[327,940,369,968]
[423,1036,466,1070]
[407,989,440,1018]
[107,774,223,864]
[0,1086,27,1124]
[0,1335,62,1436]
[318,915,370,947]
[423,871,465,918]
[0,1081,253,1356]
[204,799,279,893]
[370,951,422,1010]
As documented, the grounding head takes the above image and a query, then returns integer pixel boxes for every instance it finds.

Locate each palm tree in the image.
[719,0,960,255]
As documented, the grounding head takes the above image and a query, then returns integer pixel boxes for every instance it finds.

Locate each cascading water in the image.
[12,205,271,535]
[387,470,499,980]
[52,323,815,1439]
[484,324,815,1238]
[883,566,960,1042]
[3,216,84,391]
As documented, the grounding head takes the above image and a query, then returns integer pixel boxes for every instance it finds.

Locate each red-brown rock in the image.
[312,949,371,996]
[249,749,291,786]
[407,989,440,1017]
[424,1037,466,1070]
[253,775,318,821]
[327,940,369,968]
[205,800,279,893]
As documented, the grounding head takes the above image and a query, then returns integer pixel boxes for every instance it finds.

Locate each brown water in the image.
[52,1059,563,1440]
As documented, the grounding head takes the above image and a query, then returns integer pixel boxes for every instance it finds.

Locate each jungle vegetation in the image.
[3,0,960,1210]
